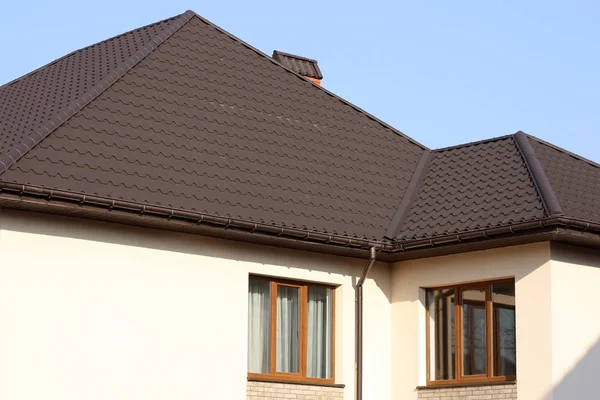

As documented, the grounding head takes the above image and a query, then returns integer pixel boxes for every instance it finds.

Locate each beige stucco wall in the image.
[391,242,553,400]
[549,243,600,400]
[0,209,391,400]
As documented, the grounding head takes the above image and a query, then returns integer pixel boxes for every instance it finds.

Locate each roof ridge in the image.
[432,133,515,153]
[0,10,195,176]
[0,14,179,89]
[526,133,600,170]
[188,12,428,151]
[384,150,432,240]
[513,131,563,217]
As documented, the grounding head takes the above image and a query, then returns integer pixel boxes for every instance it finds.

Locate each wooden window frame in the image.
[247,277,336,385]
[425,278,516,387]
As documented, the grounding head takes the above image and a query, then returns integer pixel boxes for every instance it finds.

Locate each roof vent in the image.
[272,50,323,85]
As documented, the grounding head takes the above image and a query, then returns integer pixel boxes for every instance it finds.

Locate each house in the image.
[0,9,599,400]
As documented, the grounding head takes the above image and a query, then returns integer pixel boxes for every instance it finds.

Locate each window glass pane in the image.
[276,285,300,373]
[248,277,271,373]
[428,288,455,381]
[493,282,516,376]
[462,288,487,375]
[307,286,333,379]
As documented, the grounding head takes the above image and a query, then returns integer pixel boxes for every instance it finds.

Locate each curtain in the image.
[248,278,271,373]
[276,286,299,373]
[429,289,455,381]
[307,286,333,378]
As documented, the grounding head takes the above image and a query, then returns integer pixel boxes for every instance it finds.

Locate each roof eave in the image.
[388,227,600,261]
[385,216,600,260]
[0,192,379,261]
[0,182,383,254]
[2,182,599,262]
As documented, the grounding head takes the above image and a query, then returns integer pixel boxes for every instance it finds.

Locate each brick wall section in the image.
[247,381,344,400]
[417,383,517,400]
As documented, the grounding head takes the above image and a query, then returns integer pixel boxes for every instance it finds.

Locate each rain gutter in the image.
[1,183,600,258]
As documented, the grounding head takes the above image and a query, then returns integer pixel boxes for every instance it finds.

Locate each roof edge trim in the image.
[384,150,432,239]
[188,11,428,150]
[0,10,195,176]
[514,131,563,217]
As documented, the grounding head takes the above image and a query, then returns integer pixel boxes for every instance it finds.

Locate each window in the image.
[247,276,335,383]
[426,279,516,386]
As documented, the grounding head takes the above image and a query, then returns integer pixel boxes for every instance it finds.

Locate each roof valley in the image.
[384,150,432,240]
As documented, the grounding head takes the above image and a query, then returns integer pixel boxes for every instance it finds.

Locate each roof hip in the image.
[513,131,564,217]
[0,10,195,176]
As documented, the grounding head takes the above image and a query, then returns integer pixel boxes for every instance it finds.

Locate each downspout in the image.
[356,246,377,400]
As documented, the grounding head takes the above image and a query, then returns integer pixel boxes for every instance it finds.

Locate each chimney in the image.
[272,51,323,85]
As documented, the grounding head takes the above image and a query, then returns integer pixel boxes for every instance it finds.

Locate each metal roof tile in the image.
[1,11,598,247]
[0,14,424,240]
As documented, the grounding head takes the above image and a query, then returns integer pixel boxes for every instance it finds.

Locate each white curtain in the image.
[276,286,299,373]
[248,278,271,373]
[307,286,333,378]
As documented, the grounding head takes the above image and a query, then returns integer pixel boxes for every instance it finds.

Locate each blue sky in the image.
[1,1,599,160]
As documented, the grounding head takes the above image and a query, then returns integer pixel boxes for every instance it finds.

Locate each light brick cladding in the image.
[247,381,344,400]
[417,383,517,400]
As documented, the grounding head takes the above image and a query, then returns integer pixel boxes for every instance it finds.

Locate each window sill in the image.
[248,376,345,388]
[417,380,516,390]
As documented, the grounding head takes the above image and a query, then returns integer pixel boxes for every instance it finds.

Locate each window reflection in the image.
[462,288,487,376]
[493,282,516,376]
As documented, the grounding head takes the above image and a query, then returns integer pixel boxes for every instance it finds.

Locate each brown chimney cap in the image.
[272,50,323,80]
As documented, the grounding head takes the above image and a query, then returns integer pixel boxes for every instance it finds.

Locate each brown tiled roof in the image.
[529,136,600,223]
[0,15,176,156]
[0,11,424,241]
[272,51,323,79]
[0,10,599,253]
